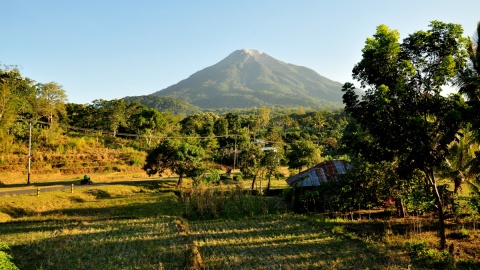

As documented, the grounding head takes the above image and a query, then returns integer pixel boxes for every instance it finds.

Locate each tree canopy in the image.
[342,21,468,249]
[143,138,207,187]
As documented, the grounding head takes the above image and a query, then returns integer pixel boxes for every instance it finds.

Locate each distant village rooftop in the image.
[286,160,352,187]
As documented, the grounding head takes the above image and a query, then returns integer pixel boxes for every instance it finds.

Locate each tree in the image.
[0,67,36,123]
[238,142,264,190]
[143,138,206,187]
[180,112,218,136]
[225,112,240,135]
[213,117,228,136]
[342,21,468,249]
[90,99,127,136]
[129,106,171,146]
[441,125,480,193]
[66,103,96,129]
[0,67,36,152]
[287,138,323,173]
[262,149,282,190]
[36,82,67,126]
[257,106,270,128]
[456,21,480,133]
[454,22,480,213]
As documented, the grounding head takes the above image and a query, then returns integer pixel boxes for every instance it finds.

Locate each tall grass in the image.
[179,185,288,220]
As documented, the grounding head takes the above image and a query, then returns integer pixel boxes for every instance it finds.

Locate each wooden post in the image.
[71,184,74,193]
[37,188,40,197]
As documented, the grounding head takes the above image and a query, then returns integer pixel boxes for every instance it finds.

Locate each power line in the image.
[10,118,296,146]
[11,118,240,140]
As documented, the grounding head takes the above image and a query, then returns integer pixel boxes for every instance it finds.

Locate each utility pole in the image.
[233,135,237,171]
[27,120,32,185]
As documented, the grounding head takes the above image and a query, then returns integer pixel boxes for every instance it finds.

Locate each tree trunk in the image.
[251,174,257,190]
[176,174,184,188]
[395,198,406,218]
[426,169,446,250]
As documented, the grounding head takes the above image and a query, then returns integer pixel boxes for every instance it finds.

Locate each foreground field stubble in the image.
[0,179,479,269]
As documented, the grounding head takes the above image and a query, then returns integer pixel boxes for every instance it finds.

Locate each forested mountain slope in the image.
[150,49,344,110]
[122,95,202,117]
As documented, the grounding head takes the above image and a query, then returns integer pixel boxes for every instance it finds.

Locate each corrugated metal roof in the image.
[286,160,352,187]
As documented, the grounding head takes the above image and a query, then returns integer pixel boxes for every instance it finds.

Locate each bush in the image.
[0,242,19,270]
[67,137,87,150]
[197,171,221,186]
[405,242,454,269]
[220,175,231,181]
[263,188,284,197]
[282,187,294,203]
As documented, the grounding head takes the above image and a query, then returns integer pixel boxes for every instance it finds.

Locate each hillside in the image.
[150,49,344,110]
[122,95,202,117]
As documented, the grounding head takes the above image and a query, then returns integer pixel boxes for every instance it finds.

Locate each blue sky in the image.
[2,0,479,104]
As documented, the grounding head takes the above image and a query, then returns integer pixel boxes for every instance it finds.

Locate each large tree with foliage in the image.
[262,148,282,190]
[129,107,174,146]
[89,99,127,137]
[143,138,206,187]
[342,21,468,249]
[238,142,264,190]
[287,138,323,173]
[36,82,67,126]
[0,67,36,151]
[0,67,36,122]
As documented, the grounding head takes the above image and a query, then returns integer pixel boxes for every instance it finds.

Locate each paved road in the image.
[0,179,174,197]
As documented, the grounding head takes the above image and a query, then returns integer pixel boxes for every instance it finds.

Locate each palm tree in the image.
[443,126,480,194]
[456,22,480,145]
[457,21,480,102]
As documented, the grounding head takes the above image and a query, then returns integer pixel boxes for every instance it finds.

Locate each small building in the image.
[286,160,352,187]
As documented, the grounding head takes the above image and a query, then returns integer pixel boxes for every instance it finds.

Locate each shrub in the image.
[67,137,87,150]
[405,242,454,269]
[0,242,19,270]
[220,175,231,181]
[282,187,294,203]
[121,147,146,167]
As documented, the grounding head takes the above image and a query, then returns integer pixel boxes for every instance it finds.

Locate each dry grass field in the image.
[1,174,480,269]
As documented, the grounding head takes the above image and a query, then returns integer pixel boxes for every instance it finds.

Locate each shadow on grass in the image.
[0,219,73,235]
[0,180,77,189]
[42,192,182,219]
[6,217,192,270]
[188,215,404,269]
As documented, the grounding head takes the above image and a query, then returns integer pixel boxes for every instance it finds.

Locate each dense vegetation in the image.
[1,20,480,268]
[122,95,203,118]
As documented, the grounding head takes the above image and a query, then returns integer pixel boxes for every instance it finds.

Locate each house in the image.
[286,160,352,187]
[253,139,277,152]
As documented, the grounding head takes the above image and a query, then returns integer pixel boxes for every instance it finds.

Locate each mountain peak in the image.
[242,48,262,57]
[150,49,344,110]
